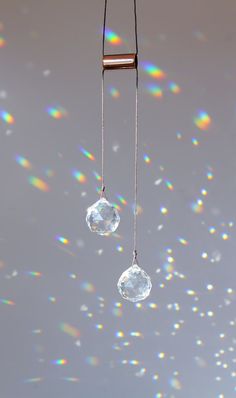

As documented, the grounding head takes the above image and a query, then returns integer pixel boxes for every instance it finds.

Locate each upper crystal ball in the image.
[117,263,152,302]
[86,197,120,235]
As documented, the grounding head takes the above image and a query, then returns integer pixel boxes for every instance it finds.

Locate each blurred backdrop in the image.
[0,0,236,397]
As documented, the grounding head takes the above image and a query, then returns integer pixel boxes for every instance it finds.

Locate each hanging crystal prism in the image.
[117,257,152,302]
[86,196,120,236]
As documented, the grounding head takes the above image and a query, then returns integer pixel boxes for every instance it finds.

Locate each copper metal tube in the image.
[103,53,137,70]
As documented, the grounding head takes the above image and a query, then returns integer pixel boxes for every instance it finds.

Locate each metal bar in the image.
[103,53,137,70]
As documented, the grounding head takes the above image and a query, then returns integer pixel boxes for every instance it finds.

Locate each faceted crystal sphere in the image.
[117,263,152,302]
[86,197,120,235]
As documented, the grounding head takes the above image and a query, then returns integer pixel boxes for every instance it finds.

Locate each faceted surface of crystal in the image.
[117,263,152,302]
[86,197,120,235]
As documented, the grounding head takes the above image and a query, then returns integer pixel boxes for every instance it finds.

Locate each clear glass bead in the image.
[117,263,152,302]
[86,197,120,235]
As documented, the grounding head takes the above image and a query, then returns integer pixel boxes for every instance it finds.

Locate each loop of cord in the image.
[101,0,139,260]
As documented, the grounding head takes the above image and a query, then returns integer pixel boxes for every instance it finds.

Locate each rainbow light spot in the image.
[62,377,79,382]
[109,87,120,98]
[176,132,182,140]
[96,187,102,195]
[209,227,216,234]
[165,180,174,191]
[129,360,139,365]
[192,138,199,146]
[142,62,166,79]
[147,84,163,98]
[45,169,55,177]
[93,171,102,181]
[73,170,87,183]
[191,199,204,214]
[112,307,123,317]
[0,36,6,47]
[116,245,124,252]
[194,111,211,131]
[1,110,14,124]
[178,238,189,246]
[132,204,143,216]
[164,263,174,273]
[0,298,15,306]
[27,271,42,277]
[222,233,229,241]
[149,302,158,309]
[80,147,95,161]
[81,281,95,293]
[117,195,127,206]
[28,176,49,192]
[48,296,56,302]
[24,378,43,384]
[116,331,124,338]
[130,331,143,338]
[15,155,32,169]
[170,378,182,390]
[47,106,67,119]
[144,154,151,163]
[53,359,67,366]
[160,207,168,215]
[105,28,122,45]
[86,356,99,366]
[56,236,69,245]
[168,82,181,94]
[112,202,122,211]
[60,323,80,338]
[207,171,214,180]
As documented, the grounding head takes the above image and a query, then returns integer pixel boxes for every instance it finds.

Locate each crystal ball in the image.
[117,263,152,302]
[86,197,120,235]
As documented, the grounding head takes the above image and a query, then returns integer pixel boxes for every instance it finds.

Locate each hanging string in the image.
[101,0,107,196]
[133,0,139,263]
[101,69,105,196]
[101,0,139,259]
[133,67,138,264]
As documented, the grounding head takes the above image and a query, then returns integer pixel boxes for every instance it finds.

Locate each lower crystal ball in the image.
[86,197,120,235]
[117,263,152,302]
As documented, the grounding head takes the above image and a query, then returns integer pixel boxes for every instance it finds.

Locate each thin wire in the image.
[101,0,139,255]
[101,0,107,196]
[102,0,107,57]
[133,0,139,262]
[101,69,105,195]
[134,0,138,55]
[133,66,139,263]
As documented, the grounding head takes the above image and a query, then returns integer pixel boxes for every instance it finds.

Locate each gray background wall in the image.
[0,0,236,397]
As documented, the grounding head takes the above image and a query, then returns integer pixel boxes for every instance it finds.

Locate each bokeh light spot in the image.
[80,147,95,161]
[109,87,120,98]
[194,110,211,131]
[105,28,122,45]
[168,82,181,94]
[53,359,68,366]
[0,298,15,306]
[1,110,14,124]
[56,236,70,245]
[60,323,80,338]
[15,155,32,169]
[73,170,87,183]
[144,154,151,163]
[142,62,166,79]
[47,106,67,119]
[147,84,163,98]
[28,176,50,192]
